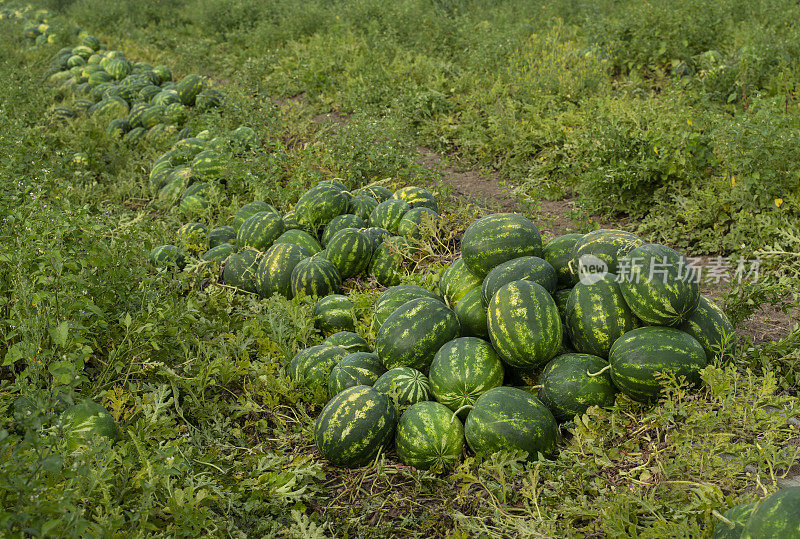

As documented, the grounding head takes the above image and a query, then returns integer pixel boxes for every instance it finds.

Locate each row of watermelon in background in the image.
[1,3,56,45]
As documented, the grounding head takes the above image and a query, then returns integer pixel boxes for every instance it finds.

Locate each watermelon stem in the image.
[451,405,474,422]
[711,509,734,526]
[587,364,612,377]
[530,385,543,389]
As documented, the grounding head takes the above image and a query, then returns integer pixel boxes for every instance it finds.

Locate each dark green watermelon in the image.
[395,401,464,472]
[313,294,356,335]
[571,229,643,280]
[481,256,558,306]
[465,387,557,461]
[714,502,756,539]
[321,214,366,246]
[609,326,707,402]
[439,257,482,308]
[208,226,236,249]
[544,233,583,289]
[349,193,379,222]
[429,337,504,415]
[176,222,209,254]
[372,367,433,408]
[398,207,439,240]
[392,186,438,212]
[461,213,543,278]
[289,345,348,405]
[323,332,371,353]
[361,227,391,252]
[236,211,285,252]
[357,184,393,202]
[149,245,187,270]
[283,210,301,231]
[232,202,279,231]
[201,243,235,263]
[274,229,323,254]
[369,199,410,234]
[328,352,386,397]
[294,184,350,231]
[454,287,489,339]
[741,488,800,539]
[291,254,342,298]
[60,401,119,451]
[679,295,736,362]
[372,285,441,330]
[325,228,371,279]
[538,353,617,422]
[369,236,414,287]
[255,243,311,299]
[222,248,260,293]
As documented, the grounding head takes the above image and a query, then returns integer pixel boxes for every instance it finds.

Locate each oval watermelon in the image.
[741,487,800,538]
[60,401,119,451]
[429,337,504,415]
[571,229,643,281]
[349,193,379,222]
[392,186,438,212]
[373,367,433,408]
[222,248,260,293]
[439,257,482,308]
[322,214,366,246]
[538,353,617,422]
[233,202,279,231]
[295,184,350,231]
[397,207,439,240]
[454,287,489,339]
[274,229,323,254]
[288,345,348,405]
[209,226,236,249]
[395,401,464,472]
[481,256,557,306]
[461,213,543,278]
[325,228,371,279]
[236,211,285,252]
[255,242,311,299]
[328,352,386,397]
[372,285,441,330]
[679,295,736,362]
[323,331,371,353]
[313,294,356,335]
[369,199,410,234]
[544,233,583,289]
[291,254,342,298]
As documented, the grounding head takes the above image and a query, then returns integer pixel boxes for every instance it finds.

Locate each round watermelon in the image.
[321,214,366,246]
[176,74,205,106]
[314,385,396,468]
[461,213,543,278]
[679,295,736,363]
[323,332,371,353]
[222,248,260,293]
[487,280,562,369]
[571,229,643,281]
[741,487,800,538]
[233,202,279,231]
[392,186,438,212]
[465,387,557,461]
[609,326,707,402]
[176,222,209,254]
[357,184,392,202]
[313,294,356,335]
[60,401,119,451]
[283,210,301,231]
[201,243,235,263]
[208,226,236,249]
[328,352,386,397]
[325,228,371,279]
[369,199,410,234]
[291,254,342,298]
[454,287,489,339]
[294,184,350,231]
[618,243,700,326]
[481,256,557,306]
[274,229,323,254]
[236,211,285,252]
[395,401,464,472]
[439,257,482,308]
[372,285,441,330]
[429,337,504,415]
[255,242,311,299]
[544,233,583,289]
[375,297,460,371]
[361,227,391,252]
[149,245,187,270]
[288,345,348,405]
[538,353,617,422]
[369,236,414,287]
[349,193,379,222]
[373,367,433,408]
[398,207,440,240]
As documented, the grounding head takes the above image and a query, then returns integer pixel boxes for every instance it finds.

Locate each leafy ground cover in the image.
[1,1,799,537]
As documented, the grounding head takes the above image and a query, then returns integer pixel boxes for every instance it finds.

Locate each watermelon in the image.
[429,337,504,415]
[313,295,356,335]
[208,226,236,249]
[232,202,279,231]
[618,243,700,326]
[369,199,410,234]
[294,184,350,231]
[127,102,149,128]
[176,74,205,106]
[289,345,348,405]
[373,367,433,408]
[81,35,101,50]
[481,256,557,306]
[357,184,392,202]
[164,102,187,125]
[60,401,119,451]
[487,280,562,369]
[609,326,707,402]
[465,387,557,461]
[679,295,736,362]
[139,84,162,102]
[179,194,209,215]
[291,254,342,298]
[361,227,391,252]
[152,89,181,107]
[398,207,439,240]
[741,488,800,538]
[544,233,583,289]
[176,222,209,253]
[153,65,172,84]
[538,353,617,422]
[461,213,543,278]
[375,297,460,371]
[236,211,284,252]
[325,228,372,279]
[317,179,349,191]
[321,214,366,246]
[323,332,370,353]
[174,137,208,156]
[454,287,489,339]
[89,96,129,119]
[201,243,235,263]
[395,401,464,471]
[222,248,260,293]
[564,273,640,358]
[328,352,386,397]
[140,104,164,129]
[370,236,415,287]
[255,243,311,299]
[714,502,756,539]
[314,385,396,468]
[571,229,643,280]
[229,126,259,151]
[191,150,225,179]
[372,285,441,330]
[392,186,438,212]
[195,88,224,111]
[283,211,300,231]
[106,57,131,80]
[105,117,130,138]
[349,193,379,222]
[439,257,483,308]
[274,229,323,254]
[149,245,187,270]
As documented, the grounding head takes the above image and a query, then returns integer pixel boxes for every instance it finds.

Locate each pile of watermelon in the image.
[2,3,56,46]
[290,214,736,471]
[43,33,223,144]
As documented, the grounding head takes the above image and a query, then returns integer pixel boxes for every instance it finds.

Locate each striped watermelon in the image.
[369,236,414,287]
[564,273,640,358]
[294,184,350,231]
[487,281,562,369]
[195,89,224,111]
[714,502,756,539]
[209,226,236,249]
[322,214,366,246]
[314,385,396,468]
[325,228,371,279]
[236,211,284,252]
[375,297,460,371]
[609,326,707,402]
[291,254,342,298]
[313,295,356,335]
[179,193,209,216]
[461,213,543,278]
[149,245,187,270]
[229,126,259,151]
[164,102,187,125]
[323,332,371,353]
[429,337,504,415]
[679,295,735,362]
[453,287,489,339]
[60,401,119,451]
[255,243,311,299]
[349,193,379,222]
[328,352,386,397]
[274,229,323,254]
[149,165,174,192]
[122,127,146,145]
[392,186,438,212]
[140,104,164,129]
[372,367,433,408]
[222,248,260,293]
[395,401,464,471]
[481,256,557,306]
[191,150,225,179]
[357,185,392,202]
[201,243,235,263]
[89,96,129,118]
[361,227,391,252]
[289,345,348,405]
[283,211,300,231]
[317,179,349,191]
[544,233,583,289]
[465,387,557,461]
[398,207,439,240]
[105,57,131,80]
[153,65,172,84]
[537,353,617,422]
[176,222,209,254]
[152,89,181,107]
[571,229,643,279]
[439,257,482,308]
[127,102,149,128]
[176,74,204,106]
[372,285,441,330]
[741,487,800,538]
[369,199,410,234]
[139,84,161,102]
[618,243,700,326]
[233,202,279,231]
[106,118,130,138]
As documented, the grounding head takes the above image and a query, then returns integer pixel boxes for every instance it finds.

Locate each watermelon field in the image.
[2,0,800,536]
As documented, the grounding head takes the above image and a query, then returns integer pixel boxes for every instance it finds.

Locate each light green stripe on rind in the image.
[236,211,285,252]
[290,254,342,298]
[429,337,503,413]
[679,295,736,362]
[328,352,385,397]
[439,257,482,308]
[373,367,433,407]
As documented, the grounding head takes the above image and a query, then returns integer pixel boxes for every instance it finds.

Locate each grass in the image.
[1,0,799,537]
